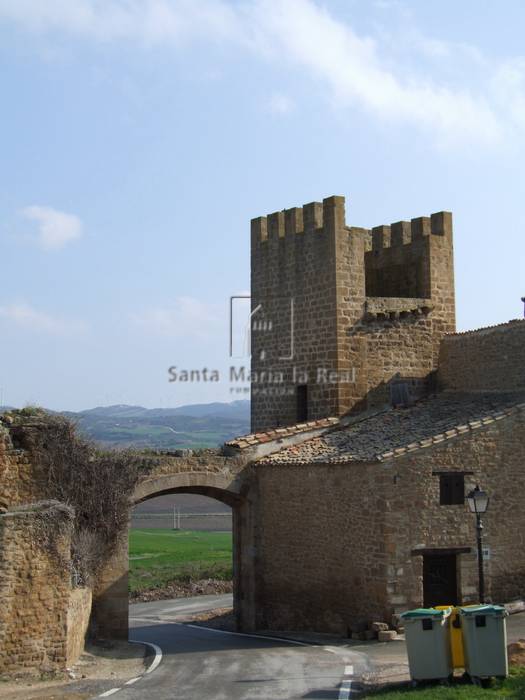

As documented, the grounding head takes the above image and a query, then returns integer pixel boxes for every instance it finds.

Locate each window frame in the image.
[432,471,472,506]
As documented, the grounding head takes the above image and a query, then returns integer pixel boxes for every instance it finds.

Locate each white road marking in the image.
[124,677,141,685]
[338,679,352,699]
[182,622,311,646]
[130,639,163,674]
[95,641,162,697]
[338,662,359,698]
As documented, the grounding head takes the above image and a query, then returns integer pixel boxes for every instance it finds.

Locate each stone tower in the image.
[250,196,455,432]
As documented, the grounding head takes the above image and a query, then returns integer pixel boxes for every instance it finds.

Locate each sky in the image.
[1,0,524,411]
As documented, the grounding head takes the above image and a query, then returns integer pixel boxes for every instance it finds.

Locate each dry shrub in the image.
[4,409,159,585]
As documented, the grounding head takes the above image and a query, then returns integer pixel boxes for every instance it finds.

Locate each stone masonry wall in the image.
[254,406,525,632]
[0,502,74,674]
[384,408,525,615]
[0,426,35,510]
[438,320,525,393]
[352,315,436,410]
[67,588,92,667]
[250,198,343,431]
[254,461,389,634]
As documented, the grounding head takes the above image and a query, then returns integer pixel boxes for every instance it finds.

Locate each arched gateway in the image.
[91,453,258,639]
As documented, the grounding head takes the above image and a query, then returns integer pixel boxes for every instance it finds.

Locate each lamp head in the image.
[467,484,490,514]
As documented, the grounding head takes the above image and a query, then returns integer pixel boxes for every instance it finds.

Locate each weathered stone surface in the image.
[67,588,92,667]
[0,502,73,674]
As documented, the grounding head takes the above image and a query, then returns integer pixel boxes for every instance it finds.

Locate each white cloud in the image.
[22,205,83,250]
[2,0,525,147]
[132,296,225,338]
[0,0,240,44]
[247,0,502,147]
[0,302,87,334]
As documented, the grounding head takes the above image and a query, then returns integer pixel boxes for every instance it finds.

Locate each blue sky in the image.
[1,0,524,410]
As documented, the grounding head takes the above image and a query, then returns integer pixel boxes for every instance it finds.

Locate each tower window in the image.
[296,385,308,422]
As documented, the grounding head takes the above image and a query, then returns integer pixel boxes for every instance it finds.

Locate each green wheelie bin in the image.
[459,605,508,682]
[400,607,453,683]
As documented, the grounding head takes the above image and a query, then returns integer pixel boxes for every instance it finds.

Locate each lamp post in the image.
[467,485,490,604]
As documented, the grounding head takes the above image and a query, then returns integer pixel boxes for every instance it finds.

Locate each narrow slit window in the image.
[296,385,308,422]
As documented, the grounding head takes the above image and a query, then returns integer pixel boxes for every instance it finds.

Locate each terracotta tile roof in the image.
[225,417,339,450]
[258,392,525,465]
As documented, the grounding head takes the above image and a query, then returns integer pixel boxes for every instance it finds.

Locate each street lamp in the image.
[467,485,490,604]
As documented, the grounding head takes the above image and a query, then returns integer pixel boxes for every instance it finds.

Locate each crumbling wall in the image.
[0,501,73,674]
[67,587,92,667]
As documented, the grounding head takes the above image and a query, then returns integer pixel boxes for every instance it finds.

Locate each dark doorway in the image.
[296,384,308,422]
[423,553,458,607]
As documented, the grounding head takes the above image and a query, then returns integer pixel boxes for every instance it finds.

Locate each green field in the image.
[129,528,233,593]
[367,667,525,698]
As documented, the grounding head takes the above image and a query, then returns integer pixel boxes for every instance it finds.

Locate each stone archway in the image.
[92,467,257,639]
[133,472,243,626]
[134,471,241,506]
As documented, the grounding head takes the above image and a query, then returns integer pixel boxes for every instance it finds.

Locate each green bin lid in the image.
[400,607,452,620]
[459,604,507,617]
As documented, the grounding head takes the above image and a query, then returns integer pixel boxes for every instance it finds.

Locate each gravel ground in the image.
[0,640,147,700]
[130,578,233,603]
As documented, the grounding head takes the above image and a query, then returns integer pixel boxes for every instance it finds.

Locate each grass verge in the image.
[366,666,525,698]
[128,528,232,594]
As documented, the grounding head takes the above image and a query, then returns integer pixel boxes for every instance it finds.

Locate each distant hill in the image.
[73,400,249,420]
[1,401,250,450]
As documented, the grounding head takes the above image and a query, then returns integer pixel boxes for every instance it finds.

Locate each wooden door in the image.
[423,554,458,607]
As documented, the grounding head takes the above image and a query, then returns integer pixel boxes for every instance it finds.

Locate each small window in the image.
[439,473,465,505]
[296,385,308,422]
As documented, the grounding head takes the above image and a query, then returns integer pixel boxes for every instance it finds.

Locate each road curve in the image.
[114,596,367,700]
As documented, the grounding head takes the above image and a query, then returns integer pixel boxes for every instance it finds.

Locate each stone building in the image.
[233,194,525,632]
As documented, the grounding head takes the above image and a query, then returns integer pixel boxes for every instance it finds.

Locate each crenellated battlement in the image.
[251,195,345,242]
[251,196,452,254]
[370,211,452,251]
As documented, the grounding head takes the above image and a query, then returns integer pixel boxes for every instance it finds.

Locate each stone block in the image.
[378,630,397,642]
[371,621,389,632]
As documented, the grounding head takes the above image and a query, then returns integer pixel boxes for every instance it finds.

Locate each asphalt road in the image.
[93,597,525,699]
[118,595,368,700]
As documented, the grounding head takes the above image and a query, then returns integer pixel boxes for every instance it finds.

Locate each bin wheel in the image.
[410,680,418,688]
[481,678,492,689]
[472,677,482,686]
